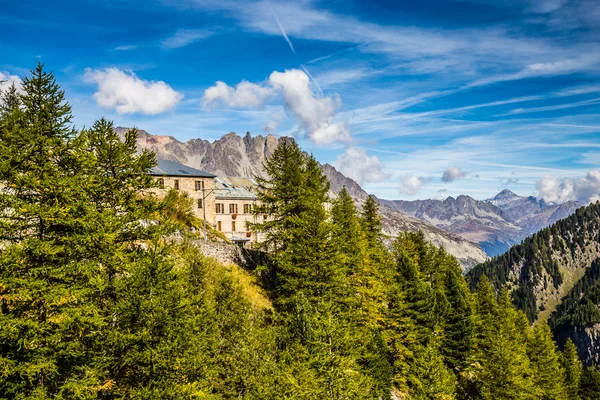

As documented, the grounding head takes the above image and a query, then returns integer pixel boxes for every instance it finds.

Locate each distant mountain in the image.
[380,189,579,257]
[120,127,488,269]
[467,202,600,365]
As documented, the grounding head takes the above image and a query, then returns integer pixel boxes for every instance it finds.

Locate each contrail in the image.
[268,1,296,54]
[301,64,324,97]
[267,0,324,97]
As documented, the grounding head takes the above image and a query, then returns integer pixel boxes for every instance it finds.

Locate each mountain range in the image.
[467,202,600,366]
[381,189,579,257]
[119,128,489,269]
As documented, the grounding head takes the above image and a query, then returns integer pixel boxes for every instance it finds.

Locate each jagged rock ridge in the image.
[120,128,488,270]
[381,189,579,257]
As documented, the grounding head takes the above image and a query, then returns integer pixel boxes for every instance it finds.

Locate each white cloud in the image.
[161,29,213,49]
[268,69,350,145]
[400,175,424,195]
[536,170,600,204]
[201,80,274,110]
[115,45,137,51]
[263,109,284,134]
[502,96,600,116]
[0,71,22,94]
[580,152,600,165]
[335,147,389,185]
[84,68,183,115]
[442,166,467,182]
[201,68,351,145]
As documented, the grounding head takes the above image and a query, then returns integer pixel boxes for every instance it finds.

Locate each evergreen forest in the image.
[1,64,599,399]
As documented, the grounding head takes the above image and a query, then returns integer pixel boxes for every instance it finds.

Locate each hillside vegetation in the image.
[467,202,600,322]
[1,64,599,399]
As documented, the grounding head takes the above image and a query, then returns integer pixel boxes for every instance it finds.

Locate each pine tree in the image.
[252,142,340,308]
[562,338,582,400]
[392,233,437,345]
[579,367,600,400]
[475,288,537,400]
[411,339,457,400]
[0,63,101,397]
[440,254,474,372]
[527,320,568,400]
[361,194,382,246]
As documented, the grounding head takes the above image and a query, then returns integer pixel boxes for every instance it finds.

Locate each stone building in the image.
[214,176,265,246]
[149,159,266,247]
[149,159,217,223]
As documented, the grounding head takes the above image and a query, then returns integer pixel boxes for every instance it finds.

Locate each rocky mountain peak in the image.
[493,189,519,200]
[128,128,488,270]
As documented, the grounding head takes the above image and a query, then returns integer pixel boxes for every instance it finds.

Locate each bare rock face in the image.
[124,127,488,270]
[381,189,581,257]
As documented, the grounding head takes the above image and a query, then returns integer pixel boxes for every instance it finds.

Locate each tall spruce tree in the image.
[252,142,341,308]
[562,338,582,400]
[0,64,100,397]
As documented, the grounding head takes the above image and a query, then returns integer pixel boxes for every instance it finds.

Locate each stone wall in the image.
[195,240,269,270]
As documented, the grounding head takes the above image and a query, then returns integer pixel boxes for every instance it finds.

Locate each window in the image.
[195,180,204,191]
[229,204,238,214]
[197,199,203,209]
[217,221,222,231]
[232,221,236,231]
[174,179,179,190]
[157,178,164,189]
[243,204,252,214]
[216,203,224,213]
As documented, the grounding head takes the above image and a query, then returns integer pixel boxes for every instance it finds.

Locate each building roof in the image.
[215,176,259,200]
[149,159,216,178]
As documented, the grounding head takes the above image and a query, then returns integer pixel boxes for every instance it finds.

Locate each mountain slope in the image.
[382,190,579,257]
[122,128,488,269]
[466,201,600,365]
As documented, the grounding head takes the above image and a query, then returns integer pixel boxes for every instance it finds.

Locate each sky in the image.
[1,0,600,202]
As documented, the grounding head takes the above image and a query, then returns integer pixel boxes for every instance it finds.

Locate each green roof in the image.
[149,159,216,178]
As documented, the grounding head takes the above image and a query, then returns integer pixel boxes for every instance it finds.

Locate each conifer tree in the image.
[361,194,382,246]
[527,320,568,400]
[411,339,457,400]
[473,288,536,400]
[252,142,340,308]
[440,255,474,372]
[562,338,582,400]
[0,63,99,397]
[579,367,600,400]
[392,233,437,345]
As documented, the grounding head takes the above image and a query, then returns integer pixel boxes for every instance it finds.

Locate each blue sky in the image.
[1,0,600,202]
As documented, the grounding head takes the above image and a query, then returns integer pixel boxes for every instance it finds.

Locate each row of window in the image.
[212,203,253,214]
[216,221,247,232]
[157,178,205,191]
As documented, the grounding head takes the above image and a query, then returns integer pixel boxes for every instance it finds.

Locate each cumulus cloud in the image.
[400,175,425,195]
[161,29,213,49]
[201,80,274,110]
[442,166,467,182]
[536,169,600,204]
[84,68,183,115]
[335,147,389,185]
[268,69,350,145]
[0,71,22,94]
[201,69,351,145]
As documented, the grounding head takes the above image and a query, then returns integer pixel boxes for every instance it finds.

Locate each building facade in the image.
[214,176,266,246]
[149,159,217,224]
[149,160,266,247]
